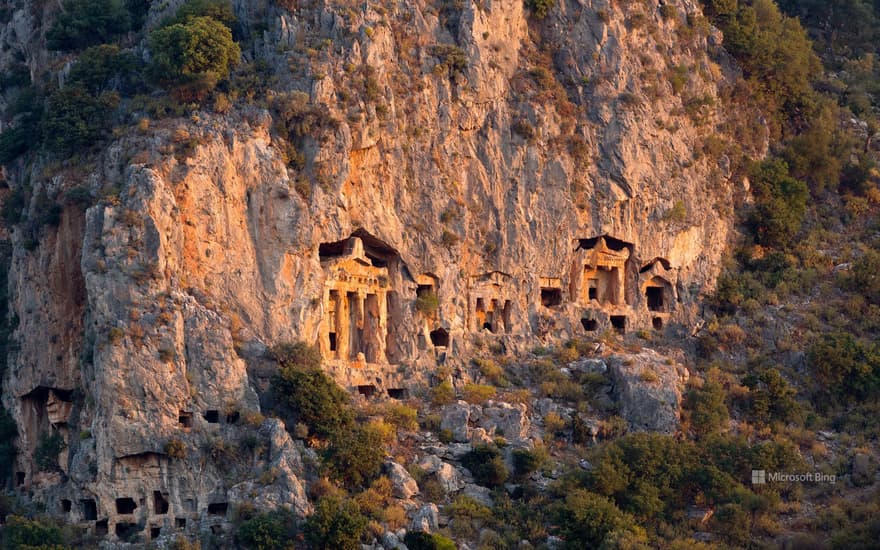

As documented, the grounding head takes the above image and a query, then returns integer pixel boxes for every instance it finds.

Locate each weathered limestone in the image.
[409,503,440,533]
[608,351,690,434]
[0,0,746,540]
[480,402,530,442]
[440,401,471,443]
[385,461,419,500]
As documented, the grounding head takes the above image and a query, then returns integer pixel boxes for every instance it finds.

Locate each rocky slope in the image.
[0,0,751,544]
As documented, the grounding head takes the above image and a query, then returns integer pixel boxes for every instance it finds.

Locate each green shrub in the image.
[41,87,119,155]
[268,341,322,370]
[148,15,240,100]
[448,495,493,537]
[512,118,536,140]
[0,187,27,226]
[324,424,385,489]
[668,64,689,95]
[383,403,418,432]
[303,496,367,550]
[461,383,496,404]
[845,249,880,305]
[553,489,645,550]
[461,444,508,488]
[703,0,820,136]
[512,445,548,477]
[662,200,687,223]
[164,437,187,459]
[46,0,131,51]
[808,332,880,408]
[68,44,141,95]
[524,0,556,19]
[748,158,808,248]
[431,380,455,406]
[685,381,729,437]
[712,503,751,546]
[440,230,459,247]
[235,508,299,550]
[0,407,17,481]
[415,290,439,314]
[587,432,742,520]
[168,0,236,29]
[742,367,800,424]
[35,432,66,472]
[431,44,468,77]
[476,358,507,385]
[269,343,353,438]
[1,515,65,549]
[0,87,43,164]
[403,531,456,550]
[660,4,677,20]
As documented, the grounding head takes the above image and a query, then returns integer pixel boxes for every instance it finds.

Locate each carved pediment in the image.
[585,237,630,269]
[470,271,512,287]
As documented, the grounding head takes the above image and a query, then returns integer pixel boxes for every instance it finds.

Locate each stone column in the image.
[363,293,380,363]
[336,290,349,360]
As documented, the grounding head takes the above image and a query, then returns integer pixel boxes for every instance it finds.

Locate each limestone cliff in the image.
[0,0,749,543]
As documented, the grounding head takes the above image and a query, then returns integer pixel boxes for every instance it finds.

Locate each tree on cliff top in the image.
[148,15,240,101]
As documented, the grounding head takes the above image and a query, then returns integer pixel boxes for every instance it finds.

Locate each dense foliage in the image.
[148,15,240,100]
[0,515,65,549]
[41,87,119,155]
[461,444,509,488]
[46,0,132,51]
[270,344,354,439]
[235,508,299,550]
[303,496,368,550]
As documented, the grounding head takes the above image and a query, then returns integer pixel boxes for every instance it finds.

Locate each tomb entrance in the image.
[540,277,563,307]
[639,259,676,314]
[572,236,633,307]
[319,236,393,364]
[469,272,513,334]
[429,327,449,348]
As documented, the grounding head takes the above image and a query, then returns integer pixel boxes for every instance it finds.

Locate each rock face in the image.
[0,0,745,541]
[386,461,420,500]
[608,351,690,434]
[441,401,472,443]
[481,402,530,441]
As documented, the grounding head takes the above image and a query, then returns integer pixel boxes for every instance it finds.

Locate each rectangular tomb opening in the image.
[95,520,108,536]
[153,491,169,514]
[115,522,139,540]
[387,388,408,399]
[115,497,137,514]
[207,502,228,516]
[610,315,626,334]
[81,499,97,521]
[541,287,562,307]
[430,328,449,348]
[646,286,664,311]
